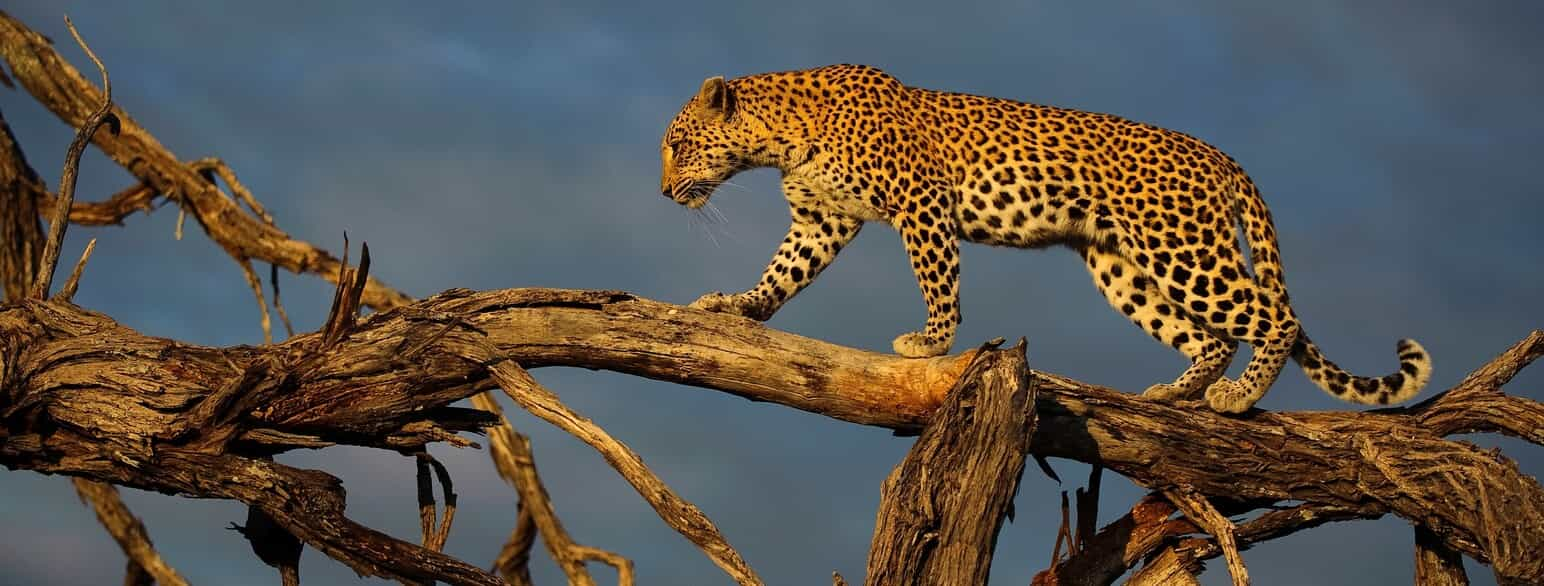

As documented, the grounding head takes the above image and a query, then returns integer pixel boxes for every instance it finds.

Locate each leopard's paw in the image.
[688,291,771,321]
[1204,378,1255,414]
[1142,382,1190,402]
[689,291,737,313]
[892,331,951,358]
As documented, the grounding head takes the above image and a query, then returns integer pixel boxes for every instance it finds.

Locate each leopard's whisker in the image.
[692,208,723,248]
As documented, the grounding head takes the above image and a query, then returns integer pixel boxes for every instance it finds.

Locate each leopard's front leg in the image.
[691,203,863,321]
[891,210,961,358]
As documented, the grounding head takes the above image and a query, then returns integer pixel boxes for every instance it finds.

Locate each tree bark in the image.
[3,289,1540,583]
[866,340,1036,585]
[1415,525,1469,586]
[0,109,46,303]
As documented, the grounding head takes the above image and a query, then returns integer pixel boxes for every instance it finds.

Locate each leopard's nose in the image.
[662,187,674,199]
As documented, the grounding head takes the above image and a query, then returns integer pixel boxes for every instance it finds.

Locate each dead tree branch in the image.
[865,340,1036,585]
[3,288,1539,583]
[73,478,189,586]
[473,392,636,586]
[1163,488,1248,586]
[0,11,413,311]
[464,342,760,585]
[28,14,114,300]
[1,16,183,585]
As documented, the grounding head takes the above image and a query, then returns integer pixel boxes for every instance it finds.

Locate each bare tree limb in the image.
[0,11,415,311]
[1164,488,1248,586]
[1414,330,1544,443]
[1,17,183,586]
[29,14,115,300]
[1032,494,1185,586]
[415,452,457,553]
[492,498,538,586]
[460,341,758,585]
[52,236,94,302]
[73,478,189,586]
[865,339,1036,585]
[3,288,1540,583]
[472,392,635,585]
[1124,547,1201,586]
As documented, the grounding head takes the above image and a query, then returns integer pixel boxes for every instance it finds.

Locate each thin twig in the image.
[236,258,273,344]
[190,156,275,226]
[573,545,636,586]
[492,501,537,586]
[416,453,437,552]
[270,263,295,338]
[426,454,457,552]
[30,15,114,299]
[1075,464,1102,552]
[52,237,96,302]
[1049,491,1072,564]
[73,479,189,586]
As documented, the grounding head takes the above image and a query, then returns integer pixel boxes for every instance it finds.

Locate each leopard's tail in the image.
[1229,169,1432,405]
[1291,335,1432,405]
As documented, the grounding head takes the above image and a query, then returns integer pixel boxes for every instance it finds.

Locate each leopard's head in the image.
[660,76,758,209]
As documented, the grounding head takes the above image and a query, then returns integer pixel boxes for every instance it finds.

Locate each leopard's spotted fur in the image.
[660,64,1430,413]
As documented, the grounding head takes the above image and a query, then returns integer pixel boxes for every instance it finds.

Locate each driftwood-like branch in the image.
[865,340,1036,585]
[72,478,189,586]
[1,17,185,585]
[29,14,115,301]
[4,288,1540,583]
[467,344,761,585]
[1163,488,1248,586]
[0,11,414,311]
[472,392,635,586]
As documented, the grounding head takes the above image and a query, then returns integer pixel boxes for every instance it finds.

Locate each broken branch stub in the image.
[866,340,1036,586]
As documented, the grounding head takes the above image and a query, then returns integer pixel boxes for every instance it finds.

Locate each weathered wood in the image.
[0,109,47,303]
[0,11,414,311]
[865,340,1036,585]
[1164,488,1248,586]
[471,391,635,586]
[1415,525,1470,586]
[3,289,1541,583]
[72,478,188,586]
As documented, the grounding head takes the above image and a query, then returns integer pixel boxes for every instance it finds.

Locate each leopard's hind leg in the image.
[1200,288,1301,413]
[1081,246,1236,401]
[1118,234,1301,413]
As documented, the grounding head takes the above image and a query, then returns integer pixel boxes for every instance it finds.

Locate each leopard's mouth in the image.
[670,180,717,209]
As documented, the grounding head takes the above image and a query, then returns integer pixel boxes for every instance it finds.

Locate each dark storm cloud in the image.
[2,1,1537,584]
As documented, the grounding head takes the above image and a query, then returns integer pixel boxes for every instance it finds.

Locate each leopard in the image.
[659,64,1431,413]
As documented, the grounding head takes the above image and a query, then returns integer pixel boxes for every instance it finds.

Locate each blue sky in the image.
[2,1,1540,584]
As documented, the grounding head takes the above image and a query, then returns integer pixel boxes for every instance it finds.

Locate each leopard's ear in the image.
[696,76,735,120]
